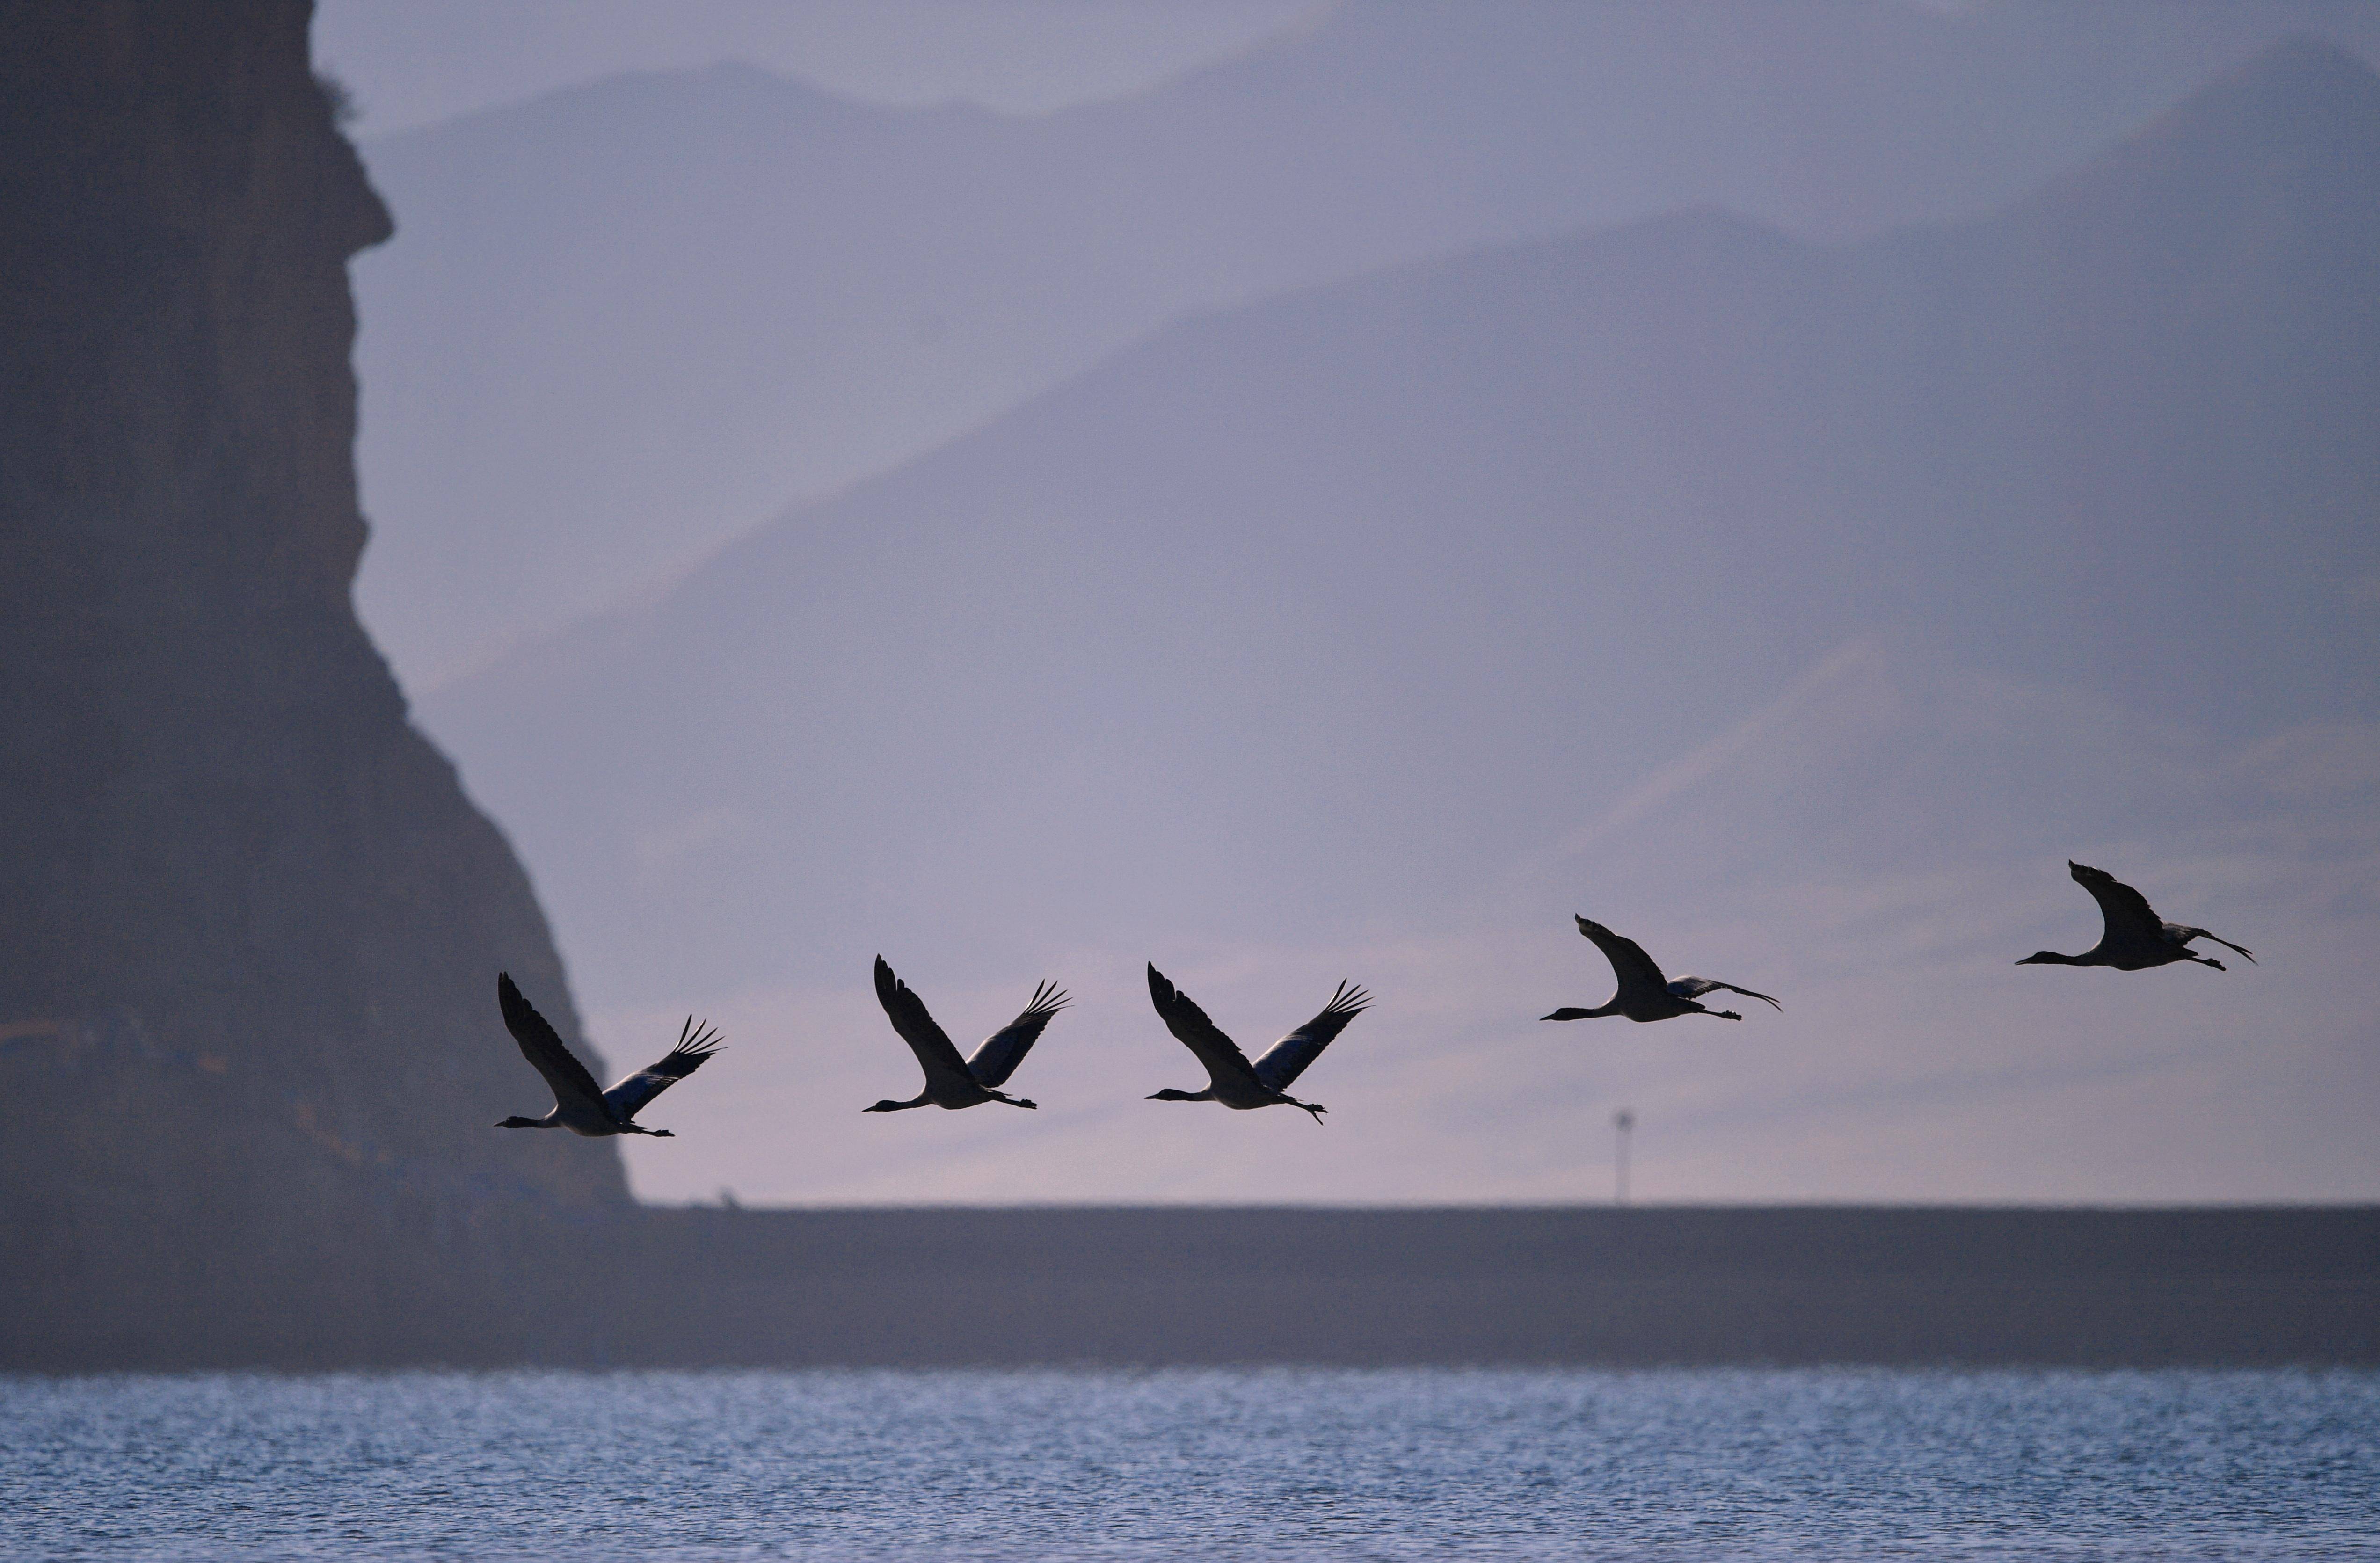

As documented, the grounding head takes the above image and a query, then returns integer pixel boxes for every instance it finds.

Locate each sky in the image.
[313,0,1325,130]
[313,2,2380,1209]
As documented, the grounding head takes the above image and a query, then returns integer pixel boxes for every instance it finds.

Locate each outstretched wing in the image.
[1575,916,1670,1005]
[874,957,977,1092]
[1668,976,1782,1010]
[1252,981,1370,1091]
[2171,924,2256,965]
[968,981,1068,1088]
[605,1016,724,1120]
[2070,861,2164,945]
[497,973,609,1117]
[1146,964,1261,1093]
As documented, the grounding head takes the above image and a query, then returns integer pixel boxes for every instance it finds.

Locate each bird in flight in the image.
[864,956,1066,1112]
[1544,916,1780,1024]
[495,972,721,1136]
[1143,964,1369,1123]
[2018,861,2255,972]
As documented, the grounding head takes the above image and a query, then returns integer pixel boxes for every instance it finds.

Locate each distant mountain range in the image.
[415,38,2380,1206]
[352,1,2380,691]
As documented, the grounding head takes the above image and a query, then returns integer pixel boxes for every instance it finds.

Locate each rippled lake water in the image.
[4,1367,2375,1560]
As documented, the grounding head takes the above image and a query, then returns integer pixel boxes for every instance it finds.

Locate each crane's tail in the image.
[2199,931,2256,965]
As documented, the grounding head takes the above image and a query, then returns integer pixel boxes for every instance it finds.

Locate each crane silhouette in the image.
[1143,964,1369,1122]
[495,972,721,1136]
[2018,861,2255,971]
[1543,916,1780,1024]
[864,956,1066,1112]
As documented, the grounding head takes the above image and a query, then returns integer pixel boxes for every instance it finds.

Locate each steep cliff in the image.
[0,0,628,1367]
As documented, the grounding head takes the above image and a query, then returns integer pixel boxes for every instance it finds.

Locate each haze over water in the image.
[10,1368,2378,1560]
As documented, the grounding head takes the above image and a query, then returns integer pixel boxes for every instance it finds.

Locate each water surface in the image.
[6,1367,2375,1560]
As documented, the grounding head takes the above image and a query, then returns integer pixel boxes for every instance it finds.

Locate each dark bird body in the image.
[495,972,721,1136]
[1144,964,1369,1122]
[1543,916,1780,1024]
[2018,861,2255,972]
[864,956,1065,1112]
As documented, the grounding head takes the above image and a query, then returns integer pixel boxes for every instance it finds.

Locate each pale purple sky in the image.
[314,3,2380,1207]
[314,0,1325,131]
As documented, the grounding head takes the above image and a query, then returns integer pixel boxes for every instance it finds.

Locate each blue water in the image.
[4,1368,2375,1560]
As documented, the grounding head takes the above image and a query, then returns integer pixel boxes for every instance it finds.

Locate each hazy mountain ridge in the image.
[418,39,2380,1204]
[352,2,2380,691]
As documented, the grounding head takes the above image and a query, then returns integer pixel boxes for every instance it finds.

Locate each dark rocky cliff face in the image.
[0,0,629,1366]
